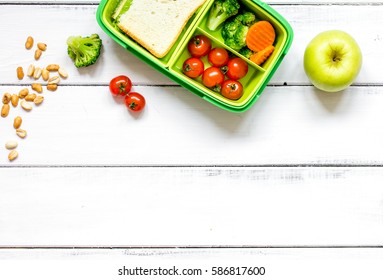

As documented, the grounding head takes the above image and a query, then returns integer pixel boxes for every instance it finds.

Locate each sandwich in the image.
[113,0,207,58]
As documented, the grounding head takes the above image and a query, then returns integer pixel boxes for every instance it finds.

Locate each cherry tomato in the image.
[125,92,146,112]
[226,58,248,80]
[187,35,212,58]
[208,48,229,67]
[202,67,225,91]
[109,75,132,96]
[220,80,244,100]
[183,57,204,78]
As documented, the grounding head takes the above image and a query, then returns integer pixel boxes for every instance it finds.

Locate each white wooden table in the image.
[1,0,383,274]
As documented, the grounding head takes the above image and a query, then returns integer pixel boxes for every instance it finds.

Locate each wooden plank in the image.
[0,4,172,85]
[1,167,383,246]
[1,248,383,258]
[0,0,381,266]
[1,85,383,165]
[0,4,380,85]
[1,248,383,279]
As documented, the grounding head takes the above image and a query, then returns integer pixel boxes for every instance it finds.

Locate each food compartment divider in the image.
[244,0,289,71]
[169,27,265,109]
[195,27,265,72]
[169,0,278,110]
[197,0,287,72]
[97,0,211,69]
[97,0,293,112]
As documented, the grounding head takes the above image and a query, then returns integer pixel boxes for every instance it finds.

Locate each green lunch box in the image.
[96,0,293,113]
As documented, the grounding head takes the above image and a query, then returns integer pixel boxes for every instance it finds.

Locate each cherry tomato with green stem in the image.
[188,35,212,58]
[109,75,132,96]
[125,92,146,112]
[202,67,225,92]
[220,80,244,100]
[183,57,204,78]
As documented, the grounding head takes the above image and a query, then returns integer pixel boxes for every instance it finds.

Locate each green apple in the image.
[303,30,362,93]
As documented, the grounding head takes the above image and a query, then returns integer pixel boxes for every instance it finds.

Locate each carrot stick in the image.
[246,21,276,52]
[250,45,275,65]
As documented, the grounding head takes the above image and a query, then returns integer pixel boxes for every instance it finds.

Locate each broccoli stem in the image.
[207,12,228,31]
[206,0,240,31]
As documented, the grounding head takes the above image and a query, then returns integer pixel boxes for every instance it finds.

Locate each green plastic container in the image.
[96,0,293,112]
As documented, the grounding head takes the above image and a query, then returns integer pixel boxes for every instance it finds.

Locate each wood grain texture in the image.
[1,248,383,259]
[0,4,382,85]
[0,248,382,279]
[1,167,383,246]
[1,85,383,165]
[1,0,383,251]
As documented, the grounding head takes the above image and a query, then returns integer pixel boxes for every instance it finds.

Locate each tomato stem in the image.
[220,66,228,74]
[212,84,222,92]
[193,37,201,46]
[129,102,137,110]
[118,83,127,95]
[184,64,192,72]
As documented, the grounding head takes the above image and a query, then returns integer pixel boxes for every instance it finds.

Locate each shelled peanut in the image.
[5,139,19,161]
[1,35,69,161]
[16,67,24,80]
[1,93,11,117]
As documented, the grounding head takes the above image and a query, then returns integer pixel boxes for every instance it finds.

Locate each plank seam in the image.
[1,164,383,168]
[1,245,383,249]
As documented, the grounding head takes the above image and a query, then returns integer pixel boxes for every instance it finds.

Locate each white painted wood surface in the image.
[1,0,383,265]
[2,167,383,246]
[1,248,382,279]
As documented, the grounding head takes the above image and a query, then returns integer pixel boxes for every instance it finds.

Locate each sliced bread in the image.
[117,0,207,58]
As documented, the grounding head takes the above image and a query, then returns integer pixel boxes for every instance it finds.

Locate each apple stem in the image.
[333,54,341,62]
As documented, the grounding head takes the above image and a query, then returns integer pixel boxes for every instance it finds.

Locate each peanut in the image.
[27,64,35,77]
[46,84,58,91]
[34,95,44,105]
[25,36,34,49]
[58,67,68,79]
[25,93,37,102]
[2,93,11,104]
[48,76,60,85]
[21,100,33,111]
[35,49,42,60]
[19,88,29,99]
[31,83,43,93]
[17,66,24,80]
[8,150,18,161]
[11,94,19,107]
[5,140,18,150]
[16,128,27,139]
[46,64,60,71]
[13,116,22,129]
[42,68,49,81]
[1,104,10,118]
[37,42,47,51]
[33,67,42,79]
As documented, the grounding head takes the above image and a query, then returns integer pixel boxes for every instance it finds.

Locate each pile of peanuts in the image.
[1,35,69,161]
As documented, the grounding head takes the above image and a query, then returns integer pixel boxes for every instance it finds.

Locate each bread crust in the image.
[117,0,207,58]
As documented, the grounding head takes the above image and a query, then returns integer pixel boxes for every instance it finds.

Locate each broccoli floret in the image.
[239,47,253,59]
[221,11,256,51]
[222,23,249,50]
[236,11,256,26]
[66,34,102,68]
[206,0,240,31]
